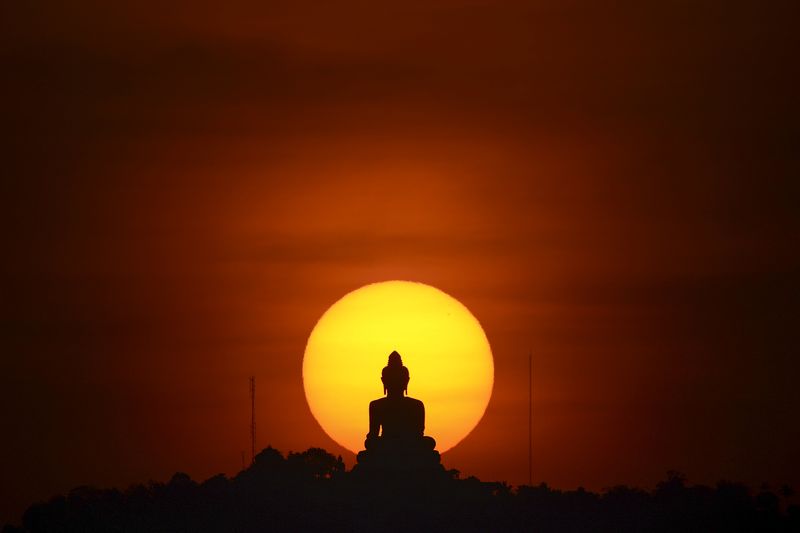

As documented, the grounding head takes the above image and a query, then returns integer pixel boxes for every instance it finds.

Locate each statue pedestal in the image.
[353,437,444,478]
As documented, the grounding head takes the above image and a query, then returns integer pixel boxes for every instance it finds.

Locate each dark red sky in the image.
[1,0,798,525]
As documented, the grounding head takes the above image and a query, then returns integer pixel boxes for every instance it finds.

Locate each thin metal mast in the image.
[250,376,256,465]
[528,351,532,486]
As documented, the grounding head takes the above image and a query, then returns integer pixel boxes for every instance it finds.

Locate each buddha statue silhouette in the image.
[357,351,439,471]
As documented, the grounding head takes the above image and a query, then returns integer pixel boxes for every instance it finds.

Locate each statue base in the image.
[352,436,444,477]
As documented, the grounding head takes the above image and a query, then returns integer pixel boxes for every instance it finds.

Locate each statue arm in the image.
[416,401,425,436]
[367,400,380,438]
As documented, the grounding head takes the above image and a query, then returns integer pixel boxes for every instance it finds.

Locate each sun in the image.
[302,280,494,454]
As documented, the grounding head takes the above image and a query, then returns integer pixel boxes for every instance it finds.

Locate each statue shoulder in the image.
[405,397,425,408]
[369,398,387,408]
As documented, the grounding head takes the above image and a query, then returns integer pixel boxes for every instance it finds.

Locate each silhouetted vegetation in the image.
[4,447,798,532]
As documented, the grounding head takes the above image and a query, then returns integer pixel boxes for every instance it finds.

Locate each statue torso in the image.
[369,396,425,438]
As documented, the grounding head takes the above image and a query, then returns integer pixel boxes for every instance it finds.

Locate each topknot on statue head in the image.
[382,350,410,395]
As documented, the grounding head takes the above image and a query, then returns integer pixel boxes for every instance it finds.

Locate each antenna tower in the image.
[250,376,256,465]
[528,351,532,486]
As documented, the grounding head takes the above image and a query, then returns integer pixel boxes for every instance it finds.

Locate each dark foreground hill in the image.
[4,446,799,532]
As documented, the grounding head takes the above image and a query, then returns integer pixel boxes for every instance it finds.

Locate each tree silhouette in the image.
[4,447,799,532]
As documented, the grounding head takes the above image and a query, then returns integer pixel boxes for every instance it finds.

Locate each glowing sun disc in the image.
[303,280,494,453]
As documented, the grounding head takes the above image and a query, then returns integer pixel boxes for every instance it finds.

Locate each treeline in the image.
[4,446,798,532]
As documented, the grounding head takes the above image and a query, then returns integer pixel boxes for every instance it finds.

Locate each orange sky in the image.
[1,0,798,525]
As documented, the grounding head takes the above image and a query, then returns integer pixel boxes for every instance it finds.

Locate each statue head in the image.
[381,350,409,396]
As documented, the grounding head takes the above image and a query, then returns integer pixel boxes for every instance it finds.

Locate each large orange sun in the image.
[303,280,494,453]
